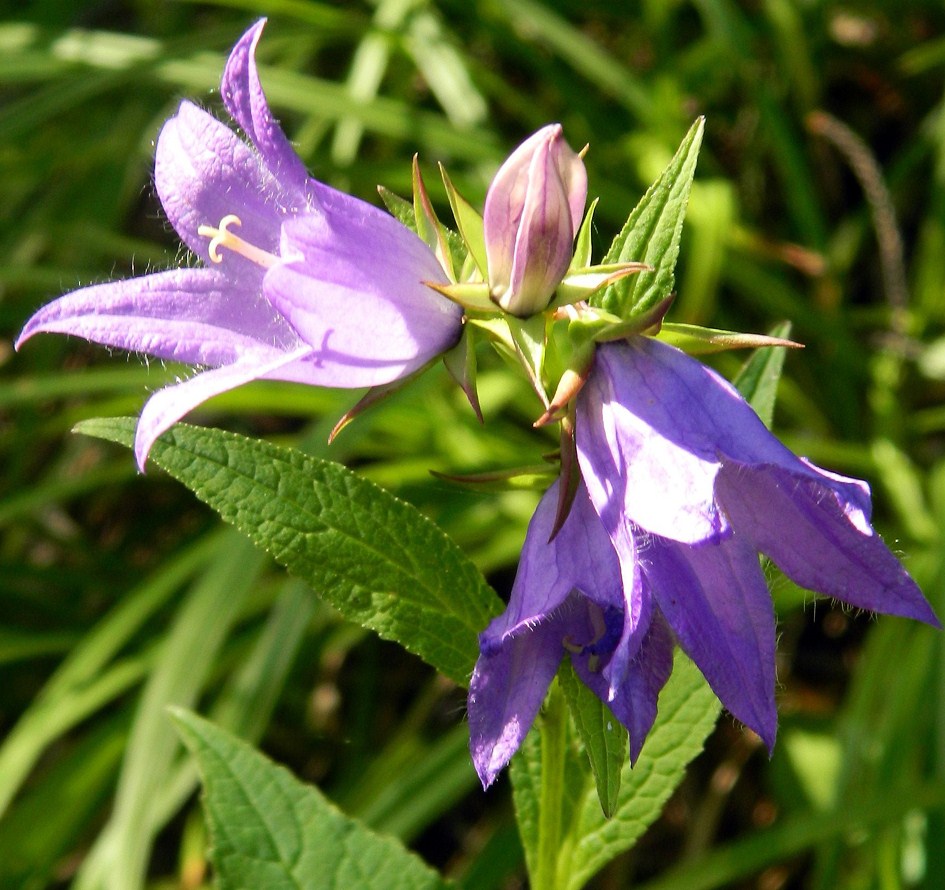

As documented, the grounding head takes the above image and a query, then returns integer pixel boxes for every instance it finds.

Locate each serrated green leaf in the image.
[171,710,452,890]
[558,661,626,818]
[511,652,720,889]
[75,417,502,686]
[732,320,793,429]
[593,118,704,318]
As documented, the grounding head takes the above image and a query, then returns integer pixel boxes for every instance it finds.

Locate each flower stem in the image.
[535,680,567,890]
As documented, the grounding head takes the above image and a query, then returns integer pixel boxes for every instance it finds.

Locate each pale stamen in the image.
[197,215,279,269]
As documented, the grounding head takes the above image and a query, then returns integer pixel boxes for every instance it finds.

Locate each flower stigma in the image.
[197,214,279,269]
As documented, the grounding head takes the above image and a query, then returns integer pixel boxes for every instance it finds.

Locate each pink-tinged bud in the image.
[483,125,587,317]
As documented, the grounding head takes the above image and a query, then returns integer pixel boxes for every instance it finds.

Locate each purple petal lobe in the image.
[644,532,778,750]
[468,618,565,788]
[505,143,574,311]
[718,464,941,628]
[134,346,312,470]
[16,268,301,366]
[221,20,310,194]
[155,101,299,273]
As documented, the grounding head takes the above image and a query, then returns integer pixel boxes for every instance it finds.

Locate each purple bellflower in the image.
[16,21,462,469]
[469,336,939,788]
[483,124,587,317]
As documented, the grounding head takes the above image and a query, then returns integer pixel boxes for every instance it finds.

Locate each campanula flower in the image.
[16,20,461,469]
[469,336,938,788]
[483,124,587,316]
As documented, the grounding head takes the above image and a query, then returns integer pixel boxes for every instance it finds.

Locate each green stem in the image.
[534,681,567,890]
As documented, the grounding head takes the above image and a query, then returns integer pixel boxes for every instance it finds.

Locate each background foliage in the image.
[2,0,945,887]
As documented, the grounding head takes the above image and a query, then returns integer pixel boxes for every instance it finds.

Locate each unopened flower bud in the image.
[483,124,587,317]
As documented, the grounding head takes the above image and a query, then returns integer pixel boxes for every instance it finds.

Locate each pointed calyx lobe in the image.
[16,19,461,470]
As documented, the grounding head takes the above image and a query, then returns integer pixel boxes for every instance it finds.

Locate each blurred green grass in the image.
[2,1,945,888]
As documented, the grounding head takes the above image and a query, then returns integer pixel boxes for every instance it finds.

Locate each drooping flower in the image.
[469,336,939,788]
[483,124,587,316]
[16,20,462,469]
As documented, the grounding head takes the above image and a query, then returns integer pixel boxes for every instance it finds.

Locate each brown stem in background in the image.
[806,110,909,332]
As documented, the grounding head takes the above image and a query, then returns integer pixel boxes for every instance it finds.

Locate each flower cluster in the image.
[18,20,939,793]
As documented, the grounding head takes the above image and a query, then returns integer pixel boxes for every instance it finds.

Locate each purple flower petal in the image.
[643,531,778,749]
[15,268,300,365]
[262,213,460,387]
[134,345,312,470]
[18,21,464,467]
[221,19,310,194]
[468,616,565,788]
[578,338,873,546]
[573,419,656,689]
[155,101,298,272]
[718,464,941,627]
[505,144,574,311]
[470,481,674,784]
[577,342,730,545]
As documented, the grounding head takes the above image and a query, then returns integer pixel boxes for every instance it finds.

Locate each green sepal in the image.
[564,294,674,347]
[551,261,651,309]
[380,181,466,281]
[412,156,456,281]
[426,280,494,313]
[466,316,515,352]
[377,185,417,232]
[442,327,482,423]
[657,321,802,355]
[570,197,599,270]
[430,463,557,492]
[506,314,550,407]
[732,320,794,429]
[536,329,595,428]
[549,410,580,540]
[328,363,430,444]
[440,163,488,278]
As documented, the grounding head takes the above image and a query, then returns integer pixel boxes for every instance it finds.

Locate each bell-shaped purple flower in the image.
[16,20,461,469]
[470,336,938,788]
[483,124,587,317]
